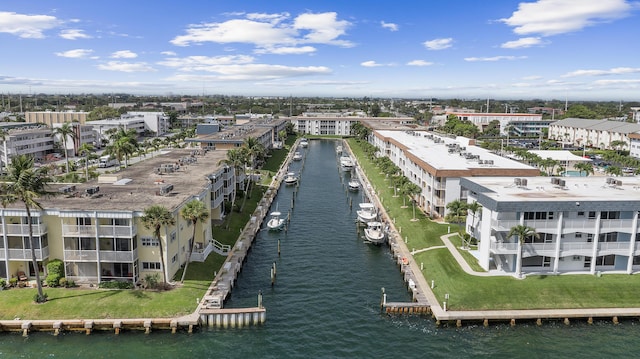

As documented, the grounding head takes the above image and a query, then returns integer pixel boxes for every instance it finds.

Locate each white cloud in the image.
[464,55,527,62]
[158,55,255,71]
[407,60,433,66]
[59,29,91,40]
[381,21,398,31]
[0,11,61,38]
[361,60,383,67]
[161,51,177,56]
[501,37,543,49]
[55,49,94,58]
[111,50,138,59]
[593,79,640,85]
[171,12,353,51]
[562,67,640,77]
[423,38,452,50]
[523,75,542,80]
[97,61,156,72]
[500,0,634,36]
[165,64,331,81]
[254,46,317,55]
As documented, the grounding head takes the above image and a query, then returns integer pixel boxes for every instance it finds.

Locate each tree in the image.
[0,155,55,302]
[105,128,138,168]
[605,165,623,177]
[610,140,627,154]
[77,142,95,181]
[507,225,539,278]
[179,200,209,283]
[466,201,482,248]
[141,205,176,287]
[402,182,422,221]
[574,162,594,177]
[445,199,468,239]
[218,148,245,228]
[53,122,77,173]
[239,137,265,211]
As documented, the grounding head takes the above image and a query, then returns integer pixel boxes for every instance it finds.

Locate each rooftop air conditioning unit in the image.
[157,184,174,196]
[86,186,100,195]
[514,178,522,186]
[521,179,528,187]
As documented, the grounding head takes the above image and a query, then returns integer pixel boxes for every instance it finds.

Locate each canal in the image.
[4,139,640,358]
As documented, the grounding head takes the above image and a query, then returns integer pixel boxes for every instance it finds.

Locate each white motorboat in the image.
[364,221,386,245]
[267,211,285,231]
[348,180,360,191]
[356,203,377,223]
[292,152,303,161]
[300,138,309,148]
[340,156,354,171]
[284,172,298,185]
[336,145,343,155]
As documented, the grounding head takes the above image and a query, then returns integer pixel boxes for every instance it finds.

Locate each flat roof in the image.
[376,130,535,171]
[29,148,230,213]
[529,150,591,162]
[464,176,640,203]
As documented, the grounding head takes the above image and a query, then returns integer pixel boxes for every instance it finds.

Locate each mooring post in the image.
[271,267,275,286]
[273,262,277,277]
[258,290,263,308]
[278,239,281,256]
[380,287,386,312]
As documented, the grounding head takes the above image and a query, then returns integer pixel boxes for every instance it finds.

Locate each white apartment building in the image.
[548,118,640,150]
[52,123,96,156]
[0,125,54,166]
[369,130,539,218]
[125,112,169,135]
[462,176,640,276]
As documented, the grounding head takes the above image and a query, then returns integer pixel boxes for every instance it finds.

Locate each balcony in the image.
[98,225,137,238]
[62,224,96,237]
[0,223,48,236]
[64,249,98,261]
[99,247,138,262]
[599,219,636,233]
[7,246,49,260]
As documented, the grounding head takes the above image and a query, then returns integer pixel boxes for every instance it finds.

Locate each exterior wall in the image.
[291,117,357,136]
[629,134,640,159]
[25,111,88,126]
[1,128,54,165]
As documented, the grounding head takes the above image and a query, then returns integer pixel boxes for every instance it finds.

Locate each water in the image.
[3,139,640,358]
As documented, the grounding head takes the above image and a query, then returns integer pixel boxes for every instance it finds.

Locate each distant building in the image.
[25,111,89,126]
[52,122,96,156]
[548,118,640,150]
[0,125,53,166]
[439,112,545,136]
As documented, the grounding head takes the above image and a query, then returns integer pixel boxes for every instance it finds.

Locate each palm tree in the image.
[179,200,209,283]
[466,201,482,248]
[402,182,422,221]
[0,128,8,173]
[218,149,245,228]
[445,199,468,241]
[239,137,265,211]
[0,154,55,302]
[52,122,77,173]
[77,143,94,181]
[141,205,176,287]
[574,162,594,177]
[507,225,539,278]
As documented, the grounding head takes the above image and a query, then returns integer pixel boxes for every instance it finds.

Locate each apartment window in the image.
[598,232,618,242]
[170,231,176,243]
[595,255,615,266]
[171,254,177,264]
[601,211,620,220]
[584,256,592,268]
[588,211,597,219]
[524,211,553,220]
[575,232,583,238]
[142,262,161,270]
[587,233,594,243]
[543,256,551,267]
[141,237,159,247]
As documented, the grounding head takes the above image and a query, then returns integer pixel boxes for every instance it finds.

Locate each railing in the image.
[7,246,49,260]
[562,219,597,232]
[600,219,636,232]
[211,195,224,209]
[98,225,137,238]
[99,248,138,262]
[491,240,637,256]
[62,224,96,237]
[0,223,48,236]
[432,181,446,190]
[64,249,98,261]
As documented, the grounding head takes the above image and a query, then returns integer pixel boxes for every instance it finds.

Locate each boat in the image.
[267,211,286,231]
[348,180,360,191]
[284,172,299,185]
[364,221,387,245]
[356,203,377,223]
[292,152,303,161]
[300,138,309,148]
[336,145,343,155]
[340,156,354,171]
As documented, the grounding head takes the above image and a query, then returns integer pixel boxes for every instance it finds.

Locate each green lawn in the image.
[347,138,640,310]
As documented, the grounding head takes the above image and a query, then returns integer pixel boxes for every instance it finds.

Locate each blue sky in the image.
[1,0,639,100]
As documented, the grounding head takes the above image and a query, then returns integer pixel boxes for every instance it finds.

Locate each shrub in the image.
[0,278,6,288]
[33,292,48,303]
[58,277,67,287]
[99,280,134,289]
[9,277,17,287]
[143,274,160,289]
[46,259,65,287]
